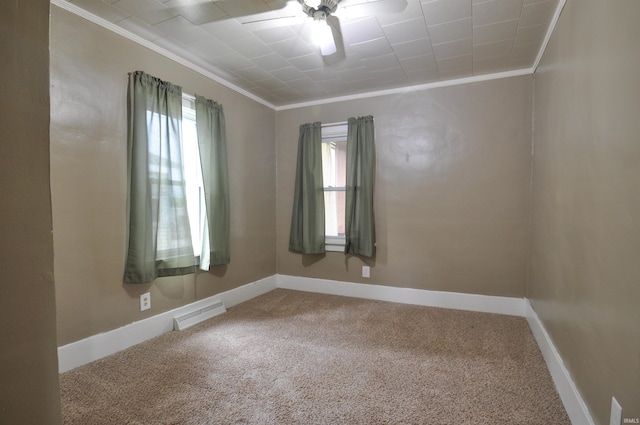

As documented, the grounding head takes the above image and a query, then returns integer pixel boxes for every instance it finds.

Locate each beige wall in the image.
[530,1,640,424]
[50,6,277,346]
[0,1,62,423]
[276,76,533,297]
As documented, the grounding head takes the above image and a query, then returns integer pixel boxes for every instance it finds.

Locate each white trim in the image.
[525,300,596,425]
[275,69,534,111]
[276,274,527,317]
[532,0,567,72]
[50,0,276,110]
[57,275,277,373]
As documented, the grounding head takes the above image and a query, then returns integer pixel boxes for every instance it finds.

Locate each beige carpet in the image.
[60,289,570,424]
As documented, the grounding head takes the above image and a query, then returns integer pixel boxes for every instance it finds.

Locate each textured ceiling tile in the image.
[421,0,472,27]
[473,38,514,60]
[381,17,429,45]
[163,0,228,25]
[69,0,132,22]
[369,67,407,84]
[112,0,178,26]
[270,66,307,82]
[288,53,326,71]
[472,0,524,27]
[252,76,289,91]
[391,38,432,59]
[349,37,394,57]
[510,42,538,60]
[438,67,471,79]
[341,17,386,45]
[427,17,472,45]
[519,0,557,27]
[336,66,372,82]
[185,36,235,60]
[117,16,167,41]
[405,68,439,84]
[251,53,291,71]
[514,24,546,46]
[361,53,402,71]
[268,37,316,59]
[376,0,425,26]
[508,55,535,69]
[399,54,437,72]
[436,53,472,72]
[252,26,300,44]
[234,66,274,82]
[286,77,318,90]
[473,55,510,74]
[214,0,272,18]
[223,36,270,59]
[432,37,472,60]
[214,52,256,71]
[473,19,519,44]
[199,17,248,39]
[152,15,210,44]
[304,68,341,82]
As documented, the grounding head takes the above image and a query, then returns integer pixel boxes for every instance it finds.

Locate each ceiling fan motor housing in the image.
[302,0,340,16]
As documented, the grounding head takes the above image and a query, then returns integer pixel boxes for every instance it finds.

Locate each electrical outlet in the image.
[140,292,151,311]
[362,266,370,278]
[610,397,622,425]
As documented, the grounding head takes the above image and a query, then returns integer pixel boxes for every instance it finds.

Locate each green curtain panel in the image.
[124,71,196,283]
[289,122,326,254]
[195,95,231,268]
[345,116,376,257]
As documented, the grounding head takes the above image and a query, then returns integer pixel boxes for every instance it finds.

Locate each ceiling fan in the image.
[238,0,409,60]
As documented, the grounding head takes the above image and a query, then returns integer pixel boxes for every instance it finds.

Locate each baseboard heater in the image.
[173,300,226,331]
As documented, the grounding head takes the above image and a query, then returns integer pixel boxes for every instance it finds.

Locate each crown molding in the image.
[275,68,534,111]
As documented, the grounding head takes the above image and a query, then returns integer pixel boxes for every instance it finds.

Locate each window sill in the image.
[325,237,345,252]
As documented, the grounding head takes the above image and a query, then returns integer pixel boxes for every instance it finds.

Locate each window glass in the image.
[321,124,348,245]
[182,96,206,257]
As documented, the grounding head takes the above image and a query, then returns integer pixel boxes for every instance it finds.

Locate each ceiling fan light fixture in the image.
[310,12,335,54]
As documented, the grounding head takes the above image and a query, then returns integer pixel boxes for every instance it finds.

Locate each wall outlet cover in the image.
[362,266,370,278]
[140,292,151,311]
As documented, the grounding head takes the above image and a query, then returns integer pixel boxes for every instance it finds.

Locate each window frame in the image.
[180,93,206,261]
[321,122,348,252]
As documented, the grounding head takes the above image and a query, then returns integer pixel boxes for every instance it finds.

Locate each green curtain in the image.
[289,122,325,254]
[124,71,195,283]
[195,95,230,268]
[345,116,376,257]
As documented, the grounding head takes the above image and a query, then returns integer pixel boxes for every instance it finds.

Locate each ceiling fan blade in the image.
[335,0,408,19]
[322,15,346,63]
[237,1,306,30]
[240,14,306,31]
[213,0,288,18]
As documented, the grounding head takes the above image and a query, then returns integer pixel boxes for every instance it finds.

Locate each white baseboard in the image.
[276,274,527,317]
[525,300,595,425]
[57,275,277,373]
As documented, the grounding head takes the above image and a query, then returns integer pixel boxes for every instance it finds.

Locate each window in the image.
[321,123,348,251]
[181,94,206,258]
